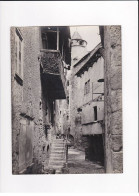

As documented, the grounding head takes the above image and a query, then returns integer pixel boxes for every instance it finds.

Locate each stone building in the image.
[68,27,122,172]
[69,32,105,165]
[11,26,122,174]
[99,26,123,173]
[11,26,71,174]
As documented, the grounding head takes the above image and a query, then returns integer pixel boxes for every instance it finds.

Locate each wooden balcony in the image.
[39,49,66,99]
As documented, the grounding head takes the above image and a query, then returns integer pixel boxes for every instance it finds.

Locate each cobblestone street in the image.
[67,147,105,174]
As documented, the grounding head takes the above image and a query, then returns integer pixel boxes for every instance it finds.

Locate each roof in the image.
[74,43,102,67]
[73,43,104,77]
[71,31,83,40]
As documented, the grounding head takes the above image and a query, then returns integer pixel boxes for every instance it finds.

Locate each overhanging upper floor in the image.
[39,49,67,99]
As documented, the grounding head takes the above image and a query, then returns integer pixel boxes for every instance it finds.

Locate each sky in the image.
[70,26,101,52]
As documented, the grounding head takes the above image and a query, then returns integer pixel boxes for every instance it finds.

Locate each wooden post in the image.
[57,27,59,50]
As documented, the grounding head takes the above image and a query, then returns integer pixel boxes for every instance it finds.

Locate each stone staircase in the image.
[48,138,66,174]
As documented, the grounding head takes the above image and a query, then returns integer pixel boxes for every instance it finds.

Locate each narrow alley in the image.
[11,26,122,175]
[67,147,105,174]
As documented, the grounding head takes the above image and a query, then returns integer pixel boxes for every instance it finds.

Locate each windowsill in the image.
[14,72,23,86]
[82,121,98,125]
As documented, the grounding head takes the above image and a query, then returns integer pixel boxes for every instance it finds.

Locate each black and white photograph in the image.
[11,25,123,174]
[0,1,138,193]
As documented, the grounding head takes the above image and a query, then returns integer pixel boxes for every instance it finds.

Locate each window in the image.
[94,106,97,121]
[92,81,104,101]
[84,79,90,95]
[41,27,59,50]
[42,32,57,50]
[15,28,23,84]
[67,80,69,86]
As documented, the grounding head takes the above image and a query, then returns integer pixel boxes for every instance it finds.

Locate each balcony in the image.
[39,49,66,99]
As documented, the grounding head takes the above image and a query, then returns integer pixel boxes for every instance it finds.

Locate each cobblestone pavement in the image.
[67,147,105,174]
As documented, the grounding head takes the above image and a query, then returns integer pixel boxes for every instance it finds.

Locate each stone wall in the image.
[11,27,51,174]
[103,26,123,173]
[11,27,23,173]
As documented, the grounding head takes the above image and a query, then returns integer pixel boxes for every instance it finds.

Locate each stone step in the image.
[51,148,65,152]
[50,157,65,161]
[50,152,64,155]
[49,164,64,169]
[52,147,64,149]
[51,147,64,150]
[51,151,64,154]
[50,152,65,156]
[49,160,65,164]
[50,156,64,159]
[52,144,65,146]
[49,163,64,167]
[49,155,65,159]
[53,140,65,142]
[52,144,65,147]
[48,165,63,169]
[50,155,64,159]
[49,156,64,160]
[52,141,64,144]
[50,153,64,157]
[51,145,64,148]
[52,146,65,149]
[51,149,64,153]
[52,143,65,146]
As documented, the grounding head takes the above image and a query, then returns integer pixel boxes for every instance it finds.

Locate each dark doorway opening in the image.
[84,134,104,165]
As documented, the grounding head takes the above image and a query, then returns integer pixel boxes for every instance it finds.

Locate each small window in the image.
[14,28,23,84]
[42,32,57,50]
[67,80,69,86]
[84,79,90,95]
[41,27,59,50]
[94,106,97,121]
[79,40,85,46]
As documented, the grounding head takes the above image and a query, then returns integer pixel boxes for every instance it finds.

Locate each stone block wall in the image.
[11,27,50,174]
[103,26,123,173]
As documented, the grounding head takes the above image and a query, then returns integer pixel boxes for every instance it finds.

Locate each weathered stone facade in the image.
[100,26,123,173]
[11,26,70,174]
[69,33,105,164]
[11,27,47,173]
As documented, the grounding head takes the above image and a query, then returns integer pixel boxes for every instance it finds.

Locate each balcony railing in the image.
[39,49,67,99]
[39,49,62,74]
